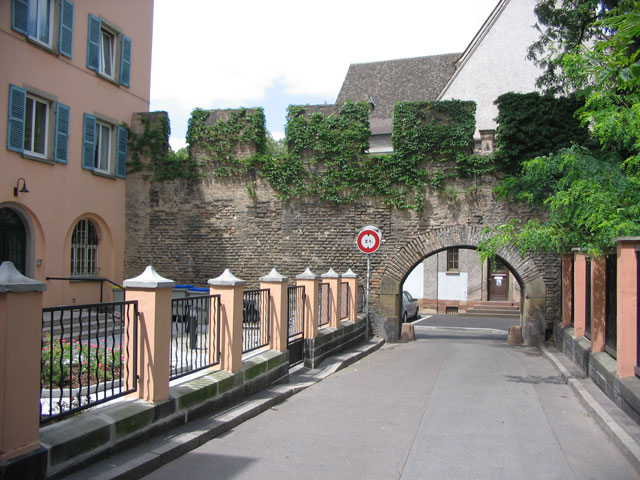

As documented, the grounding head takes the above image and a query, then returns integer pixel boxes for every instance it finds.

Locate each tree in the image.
[479,0,640,259]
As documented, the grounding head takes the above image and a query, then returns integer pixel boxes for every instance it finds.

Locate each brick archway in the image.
[374,225,554,345]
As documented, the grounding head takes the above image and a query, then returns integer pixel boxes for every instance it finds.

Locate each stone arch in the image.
[0,202,44,278]
[375,225,552,346]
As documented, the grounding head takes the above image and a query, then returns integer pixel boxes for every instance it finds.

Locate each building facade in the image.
[1,0,153,306]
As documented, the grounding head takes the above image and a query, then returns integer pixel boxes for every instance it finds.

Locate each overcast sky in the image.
[150,0,500,150]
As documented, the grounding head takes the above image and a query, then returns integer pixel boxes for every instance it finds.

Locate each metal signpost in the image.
[356,225,382,343]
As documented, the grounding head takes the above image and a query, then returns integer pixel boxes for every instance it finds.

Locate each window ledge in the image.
[92,170,117,180]
[446,270,460,275]
[25,36,61,58]
[95,71,120,87]
[22,152,55,165]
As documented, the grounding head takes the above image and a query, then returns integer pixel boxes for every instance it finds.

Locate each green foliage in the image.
[480,0,640,257]
[493,92,591,174]
[186,107,267,177]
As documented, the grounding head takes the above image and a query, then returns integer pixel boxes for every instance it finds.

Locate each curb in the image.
[542,346,640,473]
[64,338,385,480]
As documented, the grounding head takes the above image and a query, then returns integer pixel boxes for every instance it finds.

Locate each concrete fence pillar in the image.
[0,262,46,463]
[209,269,246,373]
[296,268,319,340]
[322,268,341,329]
[615,237,640,378]
[573,250,587,338]
[561,253,573,328]
[123,266,175,403]
[260,269,289,353]
[590,256,606,353]
[342,269,358,322]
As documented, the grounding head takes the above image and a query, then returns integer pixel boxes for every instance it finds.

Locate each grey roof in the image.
[336,53,461,123]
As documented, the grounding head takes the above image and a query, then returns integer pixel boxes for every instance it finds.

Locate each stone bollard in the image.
[209,269,246,373]
[296,268,319,340]
[321,268,341,329]
[124,266,175,403]
[0,261,47,469]
[260,269,288,353]
[400,323,415,342]
[507,326,523,345]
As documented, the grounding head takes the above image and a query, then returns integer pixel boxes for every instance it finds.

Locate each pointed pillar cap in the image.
[208,269,247,287]
[0,261,46,293]
[260,268,288,283]
[321,268,340,279]
[296,267,319,280]
[124,266,175,289]
[342,268,358,278]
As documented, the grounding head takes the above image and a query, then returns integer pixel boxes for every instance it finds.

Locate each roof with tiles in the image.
[335,52,461,124]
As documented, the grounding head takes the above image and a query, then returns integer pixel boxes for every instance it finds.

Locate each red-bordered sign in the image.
[356,226,382,254]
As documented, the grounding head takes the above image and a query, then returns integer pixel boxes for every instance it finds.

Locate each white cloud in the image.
[150,0,500,148]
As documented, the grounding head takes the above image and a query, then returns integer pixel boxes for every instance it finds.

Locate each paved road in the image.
[144,320,637,479]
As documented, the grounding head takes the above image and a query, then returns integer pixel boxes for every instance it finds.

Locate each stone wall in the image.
[125,111,561,342]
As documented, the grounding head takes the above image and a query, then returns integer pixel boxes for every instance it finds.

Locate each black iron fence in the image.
[170,294,221,380]
[340,281,350,320]
[243,289,270,353]
[40,301,138,425]
[318,282,330,327]
[357,285,364,313]
[605,254,618,356]
[287,286,305,367]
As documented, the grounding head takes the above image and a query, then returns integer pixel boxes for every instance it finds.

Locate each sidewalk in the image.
[63,339,385,480]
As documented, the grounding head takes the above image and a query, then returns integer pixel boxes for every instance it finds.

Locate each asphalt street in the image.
[143,316,638,479]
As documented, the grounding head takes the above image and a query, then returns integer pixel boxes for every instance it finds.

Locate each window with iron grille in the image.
[447,248,459,271]
[70,219,98,276]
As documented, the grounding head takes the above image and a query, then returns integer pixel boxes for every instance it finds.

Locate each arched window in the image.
[71,219,98,276]
[0,208,26,274]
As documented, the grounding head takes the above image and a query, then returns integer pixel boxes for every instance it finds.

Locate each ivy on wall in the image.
[128,99,498,210]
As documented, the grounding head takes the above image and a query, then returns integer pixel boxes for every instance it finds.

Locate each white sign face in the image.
[357,225,382,254]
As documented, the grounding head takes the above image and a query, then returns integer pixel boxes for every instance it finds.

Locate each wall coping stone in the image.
[123,266,175,289]
[259,268,288,283]
[0,261,46,293]
[296,267,318,280]
[614,237,640,242]
[208,269,247,287]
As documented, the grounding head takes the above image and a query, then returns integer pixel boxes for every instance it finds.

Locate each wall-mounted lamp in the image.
[13,178,29,197]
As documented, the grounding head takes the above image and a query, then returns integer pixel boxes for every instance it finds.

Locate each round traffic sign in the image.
[357,225,382,254]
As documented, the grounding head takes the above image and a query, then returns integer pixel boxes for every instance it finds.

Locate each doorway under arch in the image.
[375,225,557,346]
[0,207,27,274]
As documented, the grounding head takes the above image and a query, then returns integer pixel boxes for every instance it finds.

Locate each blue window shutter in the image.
[86,14,100,71]
[82,113,96,170]
[54,103,70,164]
[7,84,26,153]
[116,125,128,178]
[11,0,28,35]
[58,0,74,58]
[119,34,131,87]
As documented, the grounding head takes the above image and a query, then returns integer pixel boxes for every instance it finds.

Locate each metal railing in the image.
[288,286,305,338]
[357,285,365,313]
[46,276,124,303]
[340,281,350,320]
[318,282,330,327]
[242,289,270,354]
[40,300,138,425]
[170,294,221,380]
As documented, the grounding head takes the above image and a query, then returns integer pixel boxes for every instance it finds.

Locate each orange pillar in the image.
[322,268,342,329]
[573,251,587,338]
[615,237,640,378]
[561,253,573,328]
[296,268,319,340]
[342,269,358,322]
[0,262,46,461]
[124,266,174,403]
[260,269,288,353]
[209,269,245,373]
[590,256,606,353]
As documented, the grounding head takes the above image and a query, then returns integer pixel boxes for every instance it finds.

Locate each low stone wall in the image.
[305,317,366,369]
[556,325,640,425]
[39,350,287,478]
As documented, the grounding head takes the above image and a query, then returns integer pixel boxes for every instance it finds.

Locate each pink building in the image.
[0,0,153,306]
